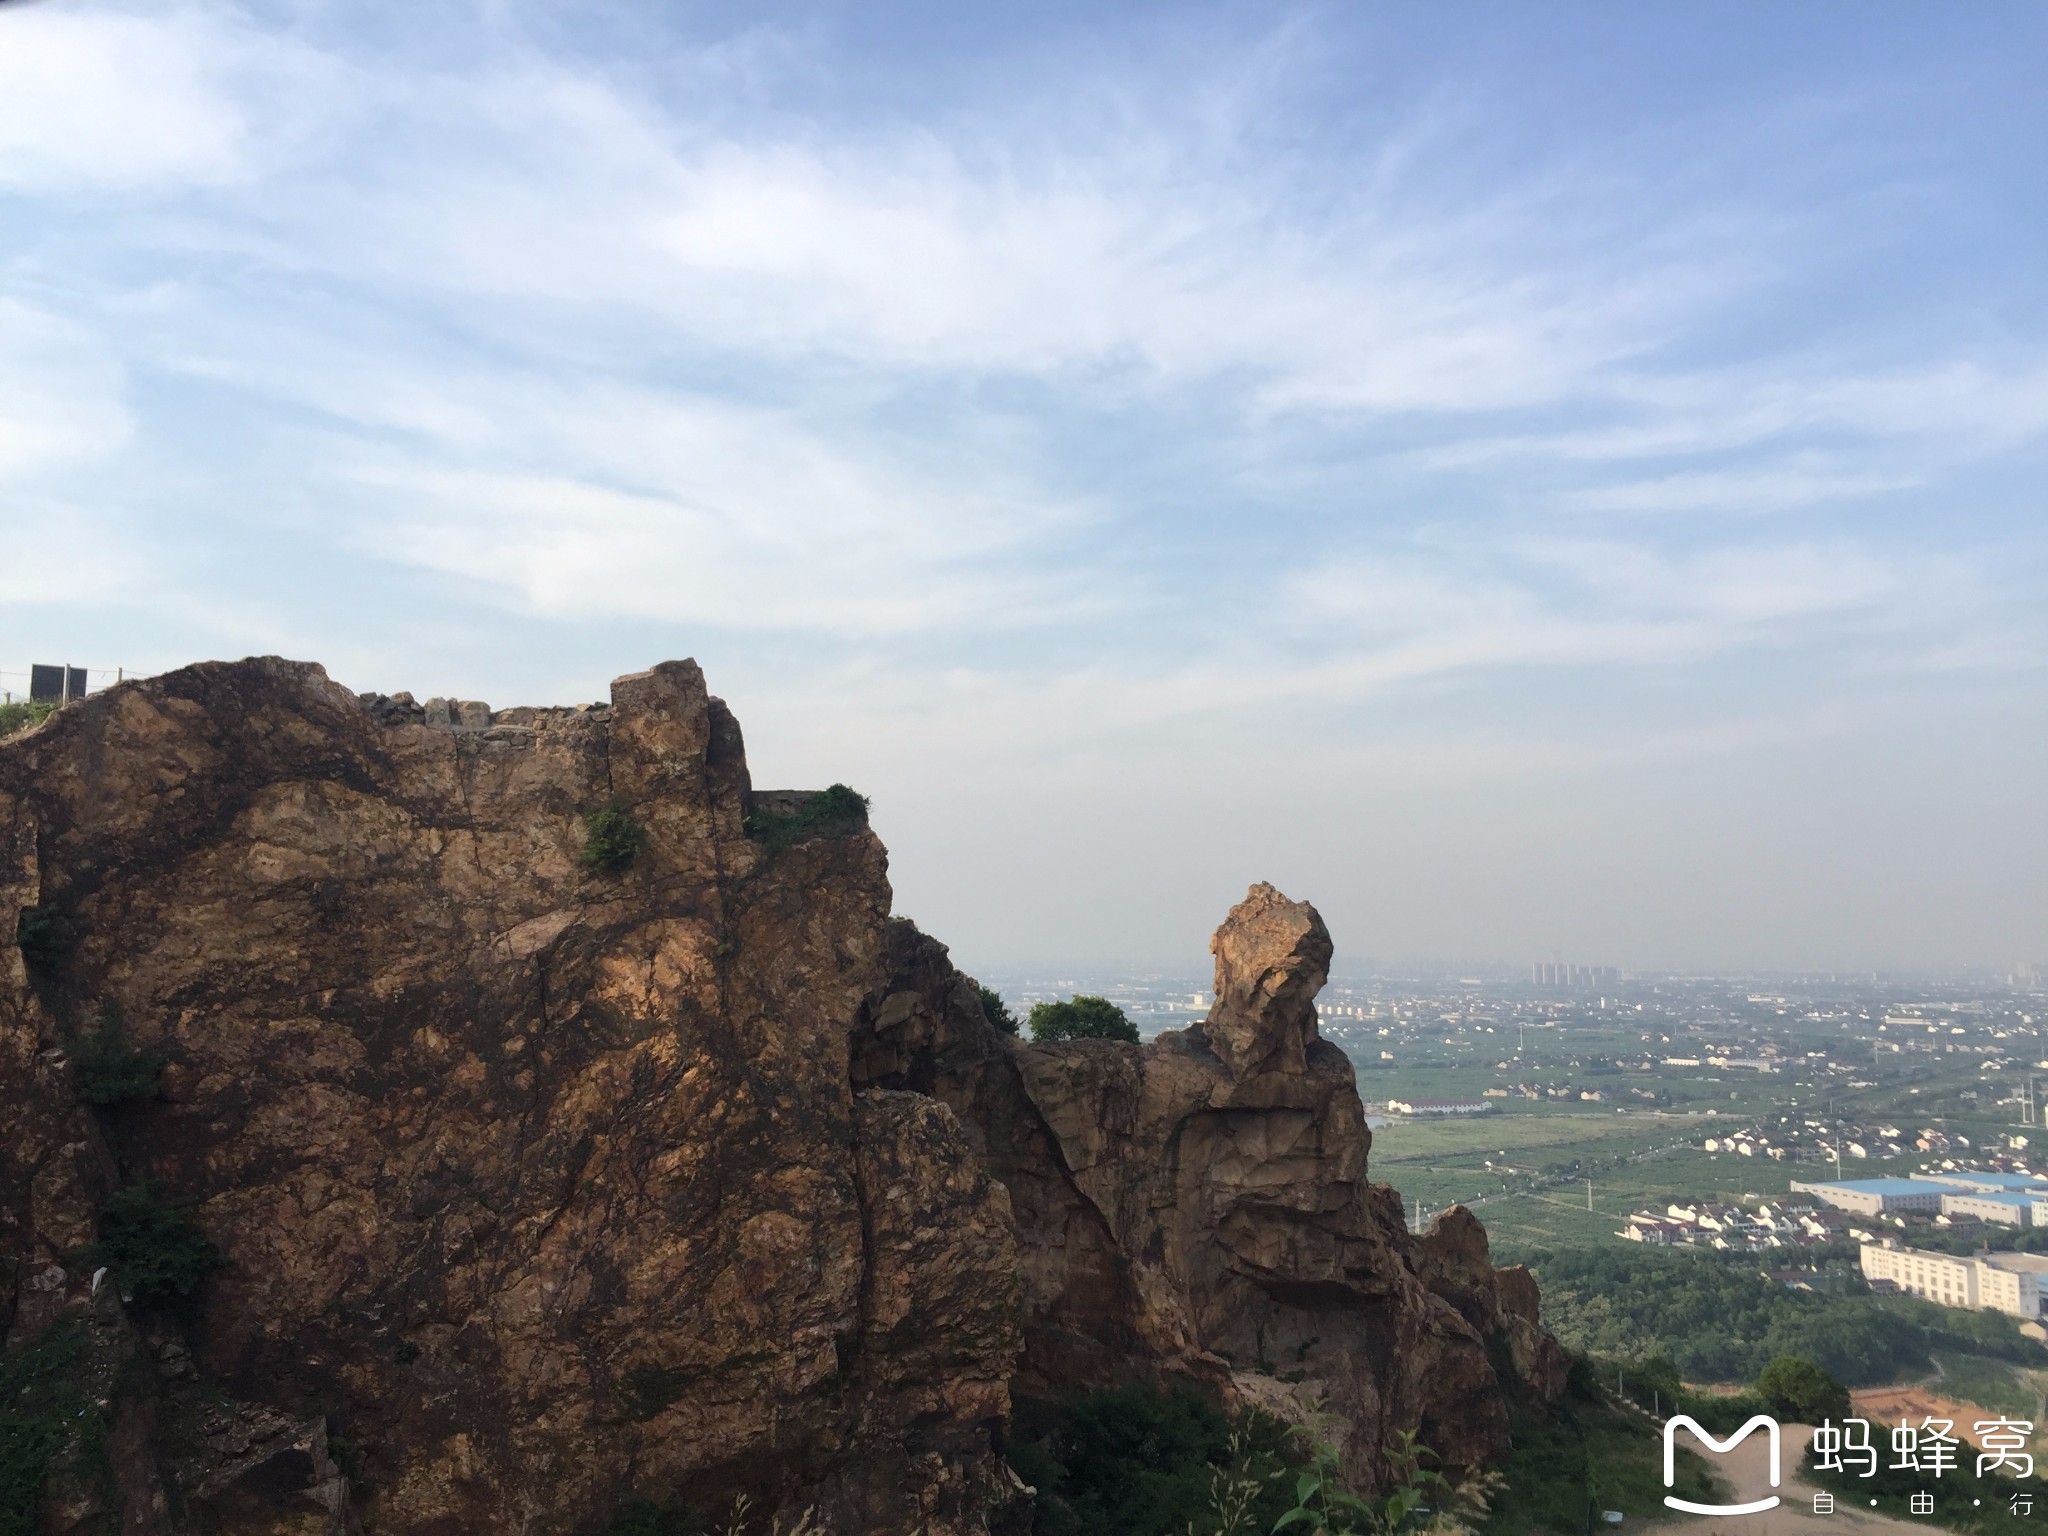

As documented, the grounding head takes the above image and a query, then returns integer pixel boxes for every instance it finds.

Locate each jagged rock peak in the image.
[1202,881,1332,1078]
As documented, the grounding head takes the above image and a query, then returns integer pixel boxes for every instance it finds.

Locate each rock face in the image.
[856,886,1568,1490]
[0,658,1562,1535]
[1200,882,1332,1079]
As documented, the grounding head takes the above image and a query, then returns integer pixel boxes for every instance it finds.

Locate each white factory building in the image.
[1861,1241,2048,1318]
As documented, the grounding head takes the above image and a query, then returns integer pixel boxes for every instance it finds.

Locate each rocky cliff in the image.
[854,887,1567,1489]
[1,658,1563,1535]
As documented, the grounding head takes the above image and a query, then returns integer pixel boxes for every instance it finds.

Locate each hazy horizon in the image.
[2,2,2042,975]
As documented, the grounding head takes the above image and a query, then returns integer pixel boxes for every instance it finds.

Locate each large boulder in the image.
[1198,881,1333,1079]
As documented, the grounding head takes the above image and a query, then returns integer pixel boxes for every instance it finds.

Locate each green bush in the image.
[326,1435,363,1485]
[1486,1398,1720,1536]
[603,1498,703,1536]
[1029,995,1138,1044]
[0,699,55,741]
[582,804,647,872]
[1755,1355,1849,1423]
[742,785,871,854]
[70,1008,162,1106]
[14,906,71,972]
[88,1183,223,1315]
[0,1322,102,1536]
[1261,1427,1465,1536]
[976,983,1020,1036]
[1009,1383,1299,1536]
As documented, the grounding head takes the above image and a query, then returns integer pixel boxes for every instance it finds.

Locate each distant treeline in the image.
[1528,1245,2038,1385]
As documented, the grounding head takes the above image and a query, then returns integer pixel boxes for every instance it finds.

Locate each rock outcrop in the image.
[1,658,1562,1535]
[855,886,1568,1489]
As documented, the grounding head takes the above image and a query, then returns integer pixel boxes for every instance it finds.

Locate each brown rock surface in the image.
[853,884,1569,1489]
[2,659,1563,1533]
[1,659,1017,1535]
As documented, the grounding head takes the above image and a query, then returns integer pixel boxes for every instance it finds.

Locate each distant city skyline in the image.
[2,2,2042,972]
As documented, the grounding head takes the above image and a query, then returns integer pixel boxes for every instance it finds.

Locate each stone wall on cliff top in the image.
[0,657,1562,1536]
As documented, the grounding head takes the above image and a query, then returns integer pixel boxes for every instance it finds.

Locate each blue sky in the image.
[2,1,2042,973]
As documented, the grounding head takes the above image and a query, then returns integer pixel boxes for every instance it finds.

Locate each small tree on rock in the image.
[976,983,1019,1036]
[1029,995,1138,1044]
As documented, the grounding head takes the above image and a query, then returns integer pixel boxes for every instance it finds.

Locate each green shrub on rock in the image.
[0,1321,103,1536]
[1029,995,1138,1044]
[583,804,647,872]
[71,1008,162,1107]
[976,983,1020,1036]
[15,906,71,972]
[1009,1383,1297,1536]
[742,785,870,854]
[88,1183,222,1315]
[0,698,56,740]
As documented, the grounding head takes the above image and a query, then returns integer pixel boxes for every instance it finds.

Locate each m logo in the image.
[1663,1414,1782,1515]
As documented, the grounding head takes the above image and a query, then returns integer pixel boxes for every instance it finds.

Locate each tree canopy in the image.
[1755,1355,1850,1423]
[1530,1245,2045,1388]
[1029,995,1138,1044]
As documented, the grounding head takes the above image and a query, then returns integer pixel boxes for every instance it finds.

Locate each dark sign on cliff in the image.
[28,664,87,703]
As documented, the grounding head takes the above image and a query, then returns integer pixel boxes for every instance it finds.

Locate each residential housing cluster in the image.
[1618,1199,1850,1250]
[1700,1119,2015,1163]
[1617,1168,2048,1254]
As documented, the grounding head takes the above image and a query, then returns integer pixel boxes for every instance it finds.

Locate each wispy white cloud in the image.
[0,300,131,479]
[69,9,1757,421]
[0,502,153,607]
[1,0,2027,703]
[0,7,249,190]
[1560,465,1915,517]
[348,427,1088,636]
[1415,360,2048,475]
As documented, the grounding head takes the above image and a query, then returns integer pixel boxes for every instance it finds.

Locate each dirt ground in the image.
[1849,1389,2035,1452]
[1651,1424,1953,1536]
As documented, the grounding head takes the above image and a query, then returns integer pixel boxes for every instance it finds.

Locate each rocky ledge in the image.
[1,657,1563,1535]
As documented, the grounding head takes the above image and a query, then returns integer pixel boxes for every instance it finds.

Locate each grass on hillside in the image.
[1485,1398,1721,1536]
[1929,1351,2042,1420]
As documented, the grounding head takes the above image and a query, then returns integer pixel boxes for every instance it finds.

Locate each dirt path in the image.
[1651,1424,1944,1536]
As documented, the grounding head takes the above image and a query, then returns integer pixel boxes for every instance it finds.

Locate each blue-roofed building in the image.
[1789,1178,1949,1216]
[1926,1171,2048,1194]
[1940,1191,2037,1227]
